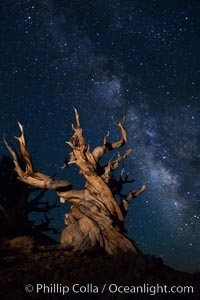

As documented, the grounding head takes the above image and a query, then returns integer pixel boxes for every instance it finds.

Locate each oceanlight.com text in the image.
[25,282,194,296]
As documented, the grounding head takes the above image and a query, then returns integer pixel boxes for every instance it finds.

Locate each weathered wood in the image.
[5,109,146,255]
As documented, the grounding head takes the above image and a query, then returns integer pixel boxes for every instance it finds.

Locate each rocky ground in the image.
[0,236,199,300]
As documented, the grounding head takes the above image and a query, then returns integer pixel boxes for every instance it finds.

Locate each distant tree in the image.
[0,155,58,237]
[5,109,146,254]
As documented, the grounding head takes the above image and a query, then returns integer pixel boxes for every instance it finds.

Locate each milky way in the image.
[0,0,200,271]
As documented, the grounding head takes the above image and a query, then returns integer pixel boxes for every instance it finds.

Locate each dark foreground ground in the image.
[0,236,199,300]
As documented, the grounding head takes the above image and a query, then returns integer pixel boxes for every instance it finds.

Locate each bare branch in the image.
[58,189,87,203]
[4,137,25,178]
[70,108,85,147]
[15,122,35,174]
[73,106,81,128]
[101,149,132,184]
[103,131,110,145]
[4,126,72,191]
[125,182,147,203]
[92,121,127,162]
[110,149,132,170]
[110,121,127,150]
[120,182,147,216]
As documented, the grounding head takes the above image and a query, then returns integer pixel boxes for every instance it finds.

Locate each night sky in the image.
[1,0,200,272]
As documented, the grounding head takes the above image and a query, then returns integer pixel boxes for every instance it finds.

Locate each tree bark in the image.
[4,109,146,255]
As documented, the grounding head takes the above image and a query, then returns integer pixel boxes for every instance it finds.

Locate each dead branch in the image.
[102,149,132,183]
[4,124,72,191]
[120,182,147,216]
[92,121,127,162]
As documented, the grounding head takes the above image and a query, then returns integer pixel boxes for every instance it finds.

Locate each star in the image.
[0,0,199,273]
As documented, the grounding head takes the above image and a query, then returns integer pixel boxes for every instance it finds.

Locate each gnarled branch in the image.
[102,149,132,183]
[4,123,72,191]
[92,120,127,162]
[120,182,147,216]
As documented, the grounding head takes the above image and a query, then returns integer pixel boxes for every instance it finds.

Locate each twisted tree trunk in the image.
[4,109,146,254]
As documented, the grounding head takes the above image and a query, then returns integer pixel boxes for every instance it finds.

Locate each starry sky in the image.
[1,0,200,272]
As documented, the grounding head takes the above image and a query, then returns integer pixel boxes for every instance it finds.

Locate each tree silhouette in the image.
[0,155,58,237]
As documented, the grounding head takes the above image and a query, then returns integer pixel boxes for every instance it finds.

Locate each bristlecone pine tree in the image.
[4,108,146,255]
